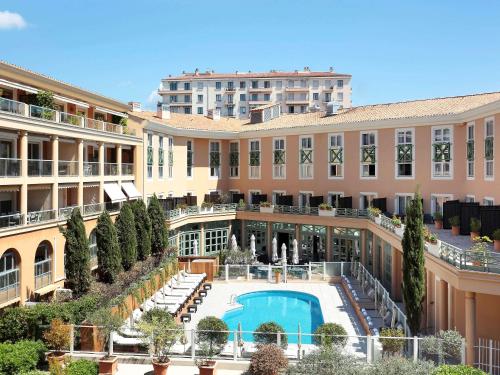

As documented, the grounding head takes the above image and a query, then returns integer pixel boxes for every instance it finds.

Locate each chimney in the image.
[304,66,310,72]
[207,108,220,121]
[195,68,199,75]
[128,102,142,112]
[329,66,334,72]
[157,103,171,119]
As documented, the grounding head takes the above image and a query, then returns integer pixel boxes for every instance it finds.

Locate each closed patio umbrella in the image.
[272,236,278,263]
[250,234,256,258]
[281,243,287,265]
[292,239,299,265]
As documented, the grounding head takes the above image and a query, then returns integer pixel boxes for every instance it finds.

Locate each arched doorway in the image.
[34,241,52,290]
[0,248,20,303]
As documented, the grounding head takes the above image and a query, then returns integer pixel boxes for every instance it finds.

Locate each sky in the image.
[1,0,500,109]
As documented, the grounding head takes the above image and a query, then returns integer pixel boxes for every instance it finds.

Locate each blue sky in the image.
[1,0,500,109]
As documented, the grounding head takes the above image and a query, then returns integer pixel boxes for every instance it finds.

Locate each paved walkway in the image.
[116,363,244,375]
[428,225,492,251]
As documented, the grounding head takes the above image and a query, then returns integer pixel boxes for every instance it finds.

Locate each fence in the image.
[476,337,500,374]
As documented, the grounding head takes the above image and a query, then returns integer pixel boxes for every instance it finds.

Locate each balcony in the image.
[0,213,24,229]
[83,203,104,216]
[84,162,99,176]
[105,201,122,213]
[58,161,78,177]
[26,209,56,225]
[285,87,309,92]
[225,87,236,93]
[168,101,192,106]
[104,163,118,176]
[28,159,53,177]
[248,87,272,93]
[121,163,134,175]
[29,104,57,121]
[59,205,80,220]
[60,112,84,127]
[0,158,20,177]
[0,97,24,115]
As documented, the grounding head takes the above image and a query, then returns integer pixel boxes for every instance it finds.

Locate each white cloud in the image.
[146,88,160,106]
[0,11,27,30]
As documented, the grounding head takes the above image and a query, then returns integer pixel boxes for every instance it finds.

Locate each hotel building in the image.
[158,67,351,118]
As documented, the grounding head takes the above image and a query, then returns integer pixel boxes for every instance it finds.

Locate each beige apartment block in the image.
[158,67,351,118]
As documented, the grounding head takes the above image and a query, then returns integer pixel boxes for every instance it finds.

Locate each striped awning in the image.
[104,183,126,203]
[58,184,78,190]
[0,186,20,193]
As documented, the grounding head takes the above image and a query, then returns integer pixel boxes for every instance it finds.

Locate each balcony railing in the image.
[26,209,56,224]
[60,112,83,127]
[58,160,78,176]
[121,163,133,175]
[83,203,104,216]
[28,159,53,176]
[0,213,24,229]
[104,163,118,176]
[29,104,57,121]
[165,204,237,220]
[59,205,80,220]
[34,259,52,290]
[105,201,122,212]
[0,97,24,115]
[84,162,99,176]
[0,158,20,177]
[0,269,19,304]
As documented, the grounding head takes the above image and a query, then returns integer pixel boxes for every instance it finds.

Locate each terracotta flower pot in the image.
[152,360,171,375]
[434,220,443,230]
[198,360,217,375]
[451,226,460,236]
[274,272,281,283]
[46,352,65,366]
[470,232,480,241]
[494,240,500,252]
[99,356,118,375]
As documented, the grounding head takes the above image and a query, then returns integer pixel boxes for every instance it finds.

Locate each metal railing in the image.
[476,337,500,374]
[59,205,80,220]
[104,163,118,176]
[26,209,56,224]
[0,97,25,115]
[83,162,99,176]
[105,201,123,212]
[121,163,134,175]
[34,258,52,290]
[0,158,21,177]
[165,204,237,220]
[27,159,53,176]
[58,160,78,176]
[240,204,369,218]
[0,269,19,304]
[0,213,24,228]
[438,241,500,274]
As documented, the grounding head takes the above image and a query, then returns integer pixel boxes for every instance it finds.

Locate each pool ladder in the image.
[229,294,237,305]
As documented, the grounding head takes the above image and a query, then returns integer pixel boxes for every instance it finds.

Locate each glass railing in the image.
[29,104,56,121]
[34,259,52,290]
[0,158,21,177]
[60,112,83,127]
[58,160,78,176]
[121,163,133,175]
[85,118,105,131]
[83,203,104,216]
[26,209,56,224]
[105,201,122,212]
[83,162,99,176]
[27,159,53,176]
[59,205,80,220]
[0,213,24,228]
[104,163,118,176]
[0,269,19,304]
[0,97,25,115]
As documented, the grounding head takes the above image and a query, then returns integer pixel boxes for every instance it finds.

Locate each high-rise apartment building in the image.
[158,67,351,118]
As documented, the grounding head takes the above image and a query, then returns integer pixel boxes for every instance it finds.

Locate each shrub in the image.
[43,319,71,353]
[87,308,123,357]
[249,344,288,375]
[318,203,333,210]
[254,322,288,349]
[0,340,46,374]
[449,216,460,227]
[313,323,348,348]
[116,202,137,270]
[433,365,487,374]
[368,206,381,216]
[148,194,169,255]
[434,211,443,221]
[286,347,361,375]
[421,330,463,362]
[196,316,229,355]
[19,371,47,375]
[470,218,481,233]
[131,200,152,260]
[65,359,98,375]
[96,211,123,284]
[379,328,405,355]
[368,356,435,375]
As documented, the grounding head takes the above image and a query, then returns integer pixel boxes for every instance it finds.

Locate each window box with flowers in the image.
[368,207,382,224]
[392,215,405,237]
[424,227,441,257]
[318,203,336,217]
[259,201,274,213]
[201,201,214,213]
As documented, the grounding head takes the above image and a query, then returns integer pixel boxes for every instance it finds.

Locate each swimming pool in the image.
[222,290,324,344]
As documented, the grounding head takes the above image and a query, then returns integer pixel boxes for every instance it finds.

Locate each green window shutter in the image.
[433,142,451,162]
[187,151,193,166]
[273,150,285,164]
[329,147,343,163]
[249,151,260,166]
[397,144,413,163]
[147,146,153,165]
[209,151,220,167]
[467,140,474,161]
[300,149,312,164]
[168,151,174,165]
[229,151,239,167]
[485,137,494,160]
[158,148,164,166]
[361,146,376,163]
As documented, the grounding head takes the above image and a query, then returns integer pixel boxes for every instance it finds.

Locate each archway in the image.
[34,240,53,290]
[0,248,20,303]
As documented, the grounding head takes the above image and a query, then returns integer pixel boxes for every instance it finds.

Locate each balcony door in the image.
[0,140,13,158]
[28,142,41,160]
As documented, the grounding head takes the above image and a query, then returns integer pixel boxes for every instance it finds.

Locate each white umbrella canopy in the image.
[231,234,238,252]
[281,243,287,265]
[292,239,299,265]
[271,236,278,263]
[250,234,256,258]
[193,238,198,256]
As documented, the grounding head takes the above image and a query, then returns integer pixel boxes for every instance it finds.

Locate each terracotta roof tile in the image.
[164,70,351,81]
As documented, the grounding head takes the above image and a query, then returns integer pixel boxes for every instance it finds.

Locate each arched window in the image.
[34,241,52,290]
[0,250,19,302]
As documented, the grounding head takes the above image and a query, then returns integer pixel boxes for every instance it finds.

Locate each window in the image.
[337,80,344,88]
[467,123,475,178]
[325,79,332,88]
[431,194,453,215]
[248,190,261,204]
[167,137,173,178]
[169,82,178,90]
[249,140,261,179]
[395,194,413,216]
[288,106,294,113]
[300,106,307,113]
[147,133,153,179]
[216,94,222,102]
[264,81,271,88]
[465,195,475,203]
[300,80,307,88]
[312,80,319,89]
[432,127,452,178]
[89,230,97,260]
[205,227,229,255]
[184,94,191,103]
[483,198,494,206]
[328,133,343,178]
[215,81,222,90]
[264,93,270,101]
[227,94,234,104]
[287,80,294,88]
[337,92,344,101]
[325,93,331,102]
[485,118,494,179]
[240,93,246,101]
[239,106,246,115]
[197,107,203,114]
[251,81,258,89]
[158,136,164,179]
[0,250,18,295]
[169,95,177,103]
[197,94,203,103]
[209,141,221,178]
[229,141,239,178]
[276,81,282,89]
[239,81,246,89]
[328,192,343,207]
[197,81,203,90]
[272,191,286,205]
[360,193,377,209]
[277,93,283,101]
[299,192,312,208]
[227,81,234,90]
[227,106,234,117]
[184,82,191,90]
[361,132,377,178]
[183,107,191,114]
[273,138,286,179]
[299,136,313,179]
[396,129,414,177]
[287,93,295,101]
[313,93,319,101]
[251,93,258,101]
[187,140,193,177]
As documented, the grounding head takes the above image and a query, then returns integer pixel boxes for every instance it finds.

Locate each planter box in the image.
[395,224,405,237]
[260,206,274,213]
[202,207,213,214]
[434,220,443,230]
[319,208,336,217]
[426,240,441,257]
[153,360,171,375]
[374,216,382,225]
[495,240,500,252]
[199,360,217,375]
[99,356,118,375]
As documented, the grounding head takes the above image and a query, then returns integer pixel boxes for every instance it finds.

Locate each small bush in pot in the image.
[43,318,71,361]
[260,201,272,208]
[249,344,288,375]
[196,316,229,356]
[379,328,405,356]
[448,216,460,236]
[318,203,333,210]
[391,215,402,227]
[65,359,99,375]
[493,228,500,251]
[470,218,481,239]
[286,347,362,375]
[368,206,381,217]
[434,211,443,229]
[254,322,288,349]
[313,323,348,348]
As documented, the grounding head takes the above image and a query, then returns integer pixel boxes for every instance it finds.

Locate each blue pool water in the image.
[222,290,324,344]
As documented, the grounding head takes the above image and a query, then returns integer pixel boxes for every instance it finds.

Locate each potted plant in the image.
[253,322,288,349]
[43,318,71,365]
[493,229,500,252]
[89,308,123,375]
[318,203,336,217]
[470,217,481,240]
[195,317,229,375]
[201,201,214,213]
[259,201,274,213]
[423,227,441,257]
[448,216,460,236]
[433,211,443,230]
[368,207,382,224]
[469,236,492,267]
[391,215,405,237]
[176,203,188,212]
[248,344,288,375]
[137,308,181,375]
[237,199,246,211]
[274,268,282,283]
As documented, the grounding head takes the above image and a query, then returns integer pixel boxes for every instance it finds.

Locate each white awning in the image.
[104,183,127,203]
[121,182,141,200]
[95,106,128,118]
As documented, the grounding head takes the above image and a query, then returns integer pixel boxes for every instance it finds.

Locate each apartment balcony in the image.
[0,158,21,177]
[60,112,84,127]
[84,162,99,177]
[285,87,309,92]
[28,159,53,177]
[26,209,56,225]
[59,205,80,220]
[0,97,24,115]
[58,161,78,177]
[248,87,272,93]
[225,87,236,93]
[248,100,270,106]
[0,213,24,229]
[168,101,192,106]
[285,99,309,105]
[104,163,119,176]
[83,202,104,216]
[121,163,134,175]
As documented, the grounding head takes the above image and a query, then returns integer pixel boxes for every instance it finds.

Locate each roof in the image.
[163,70,351,81]
[131,91,500,134]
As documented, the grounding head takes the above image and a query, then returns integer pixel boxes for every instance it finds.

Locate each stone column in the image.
[325,226,332,261]
[360,230,367,266]
[465,291,476,365]
[51,136,59,217]
[77,139,84,207]
[438,279,448,331]
[448,284,455,329]
[20,131,28,224]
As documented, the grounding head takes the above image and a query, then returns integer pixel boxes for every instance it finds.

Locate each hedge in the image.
[65,359,98,375]
[0,340,46,374]
[433,365,488,375]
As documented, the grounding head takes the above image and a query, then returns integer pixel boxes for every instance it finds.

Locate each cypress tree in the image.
[401,191,426,335]
[96,211,122,283]
[131,199,152,260]
[59,208,91,297]
[116,202,137,270]
[148,194,168,255]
